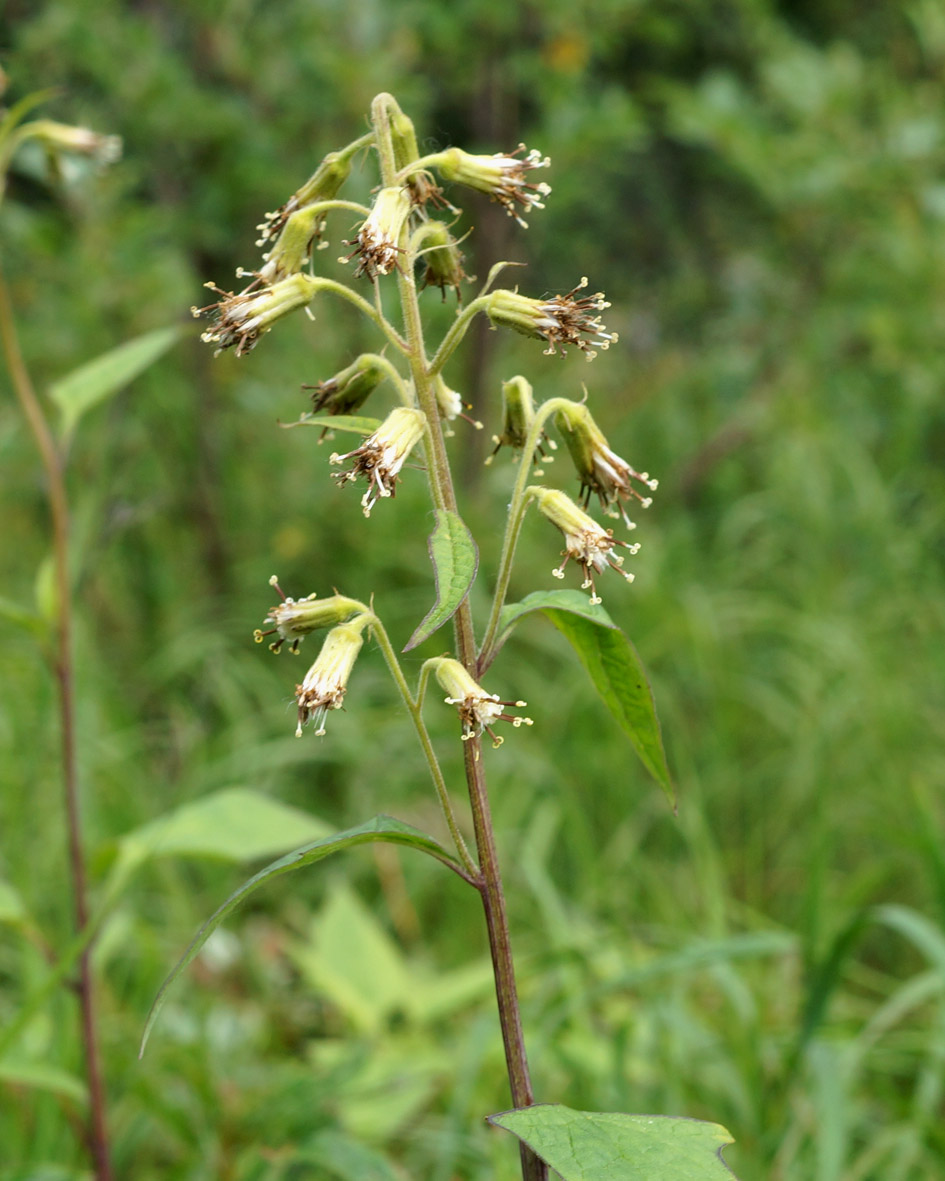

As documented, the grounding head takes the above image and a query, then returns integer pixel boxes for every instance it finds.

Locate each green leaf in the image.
[545,608,674,807]
[494,589,618,658]
[49,324,181,439]
[0,880,28,925]
[488,1105,737,1180]
[282,413,382,436]
[140,815,463,1056]
[117,786,331,866]
[0,594,45,637]
[403,509,478,651]
[0,1060,87,1106]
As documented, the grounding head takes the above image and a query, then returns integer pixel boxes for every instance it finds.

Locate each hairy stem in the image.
[0,263,113,1181]
[371,95,547,1181]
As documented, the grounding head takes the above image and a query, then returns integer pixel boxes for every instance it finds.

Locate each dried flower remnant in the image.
[485,278,617,358]
[528,486,640,605]
[344,186,412,279]
[294,620,367,736]
[554,401,658,529]
[194,273,318,356]
[330,406,427,516]
[254,576,362,653]
[436,145,551,227]
[431,658,532,748]
[485,375,556,470]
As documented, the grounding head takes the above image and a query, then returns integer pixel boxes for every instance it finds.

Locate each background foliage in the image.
[3,1,945,1177]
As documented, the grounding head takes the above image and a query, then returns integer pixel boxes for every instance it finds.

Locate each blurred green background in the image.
[3,1,945,1178]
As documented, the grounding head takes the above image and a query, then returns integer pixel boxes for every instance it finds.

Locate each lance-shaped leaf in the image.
[50,323,181,440]
[404,509,478,651]
[140,815,465,1056]
[488,1105,737,1180]
[494,591,673,807]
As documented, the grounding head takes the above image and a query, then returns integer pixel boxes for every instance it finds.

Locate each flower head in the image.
[485,278,617,358]
[29,119,122,166]
[529,486,640,604]
[330,406,427,516]
[554,401,658,528]
[194,273,318,356]
[256,151,351,246]
[417,221,467,302]
[344,186,412,280]
[436,145,551,227]
[486,375,556,470]
[294,620,366,736]
[431,658,532,748]
[254,576,362,653]
[305,354,387,420]
[433,375,482,436]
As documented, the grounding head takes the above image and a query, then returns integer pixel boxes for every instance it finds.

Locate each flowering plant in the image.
[151,93,737,1181]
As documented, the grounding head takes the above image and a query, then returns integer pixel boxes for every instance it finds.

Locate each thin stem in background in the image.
[0,262,114,1181]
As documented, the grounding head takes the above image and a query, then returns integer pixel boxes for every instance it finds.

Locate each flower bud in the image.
[434,375,482,435]
[418,221,467,302]
[254,576,363,653]
[294,619,367,736]
[194,273,318,356]
[430,657,532,748]
[485,278,617,358]
[306,354,387,419]
[528,486,640,605]
[256,151,351,246]
[486,375,556,468]
[436,145,550,227]
[554,401,657,528]
[330,406,427,516]
[344,186,412,279]
[29,119,122,166]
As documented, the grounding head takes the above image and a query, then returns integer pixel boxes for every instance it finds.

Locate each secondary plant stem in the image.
[0,264,114,1181]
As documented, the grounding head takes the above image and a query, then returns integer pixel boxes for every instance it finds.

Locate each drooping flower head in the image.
[436,145,551,227]
[416,220,468,302]
[430,658,532,749]
[256,151,352,246]
[330,406,427,516]
[194,273,318,356]
[528,486,640,605]
[29,119,122,167]
[485,278,617,358]
[305,354,387,421]
[554,401,658,529]
[294,618,368,737]
[485,375,557,470]
[344,186,412,280]
[254,576,362,653]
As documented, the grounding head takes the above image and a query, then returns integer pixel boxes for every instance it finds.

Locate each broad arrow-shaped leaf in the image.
[488,1105,737,1180]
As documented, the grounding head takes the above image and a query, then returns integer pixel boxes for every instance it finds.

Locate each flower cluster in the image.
[330,406,427,516]
[343,186,411,280]
[528,487,641,606]
[294,620,366,737]
[194,273,318,356]
[436,145,551,227]
[254,576,362,653]
[554,402,658,529]
[431,659,532,748]
[486,278,617,359]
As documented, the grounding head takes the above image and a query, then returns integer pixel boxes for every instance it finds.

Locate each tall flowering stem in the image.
[370,93,547,1181]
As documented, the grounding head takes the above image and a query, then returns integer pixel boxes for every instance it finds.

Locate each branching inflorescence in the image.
[195,93,658,1181]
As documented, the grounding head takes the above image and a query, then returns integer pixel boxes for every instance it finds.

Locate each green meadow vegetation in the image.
[2,2,945,1178]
